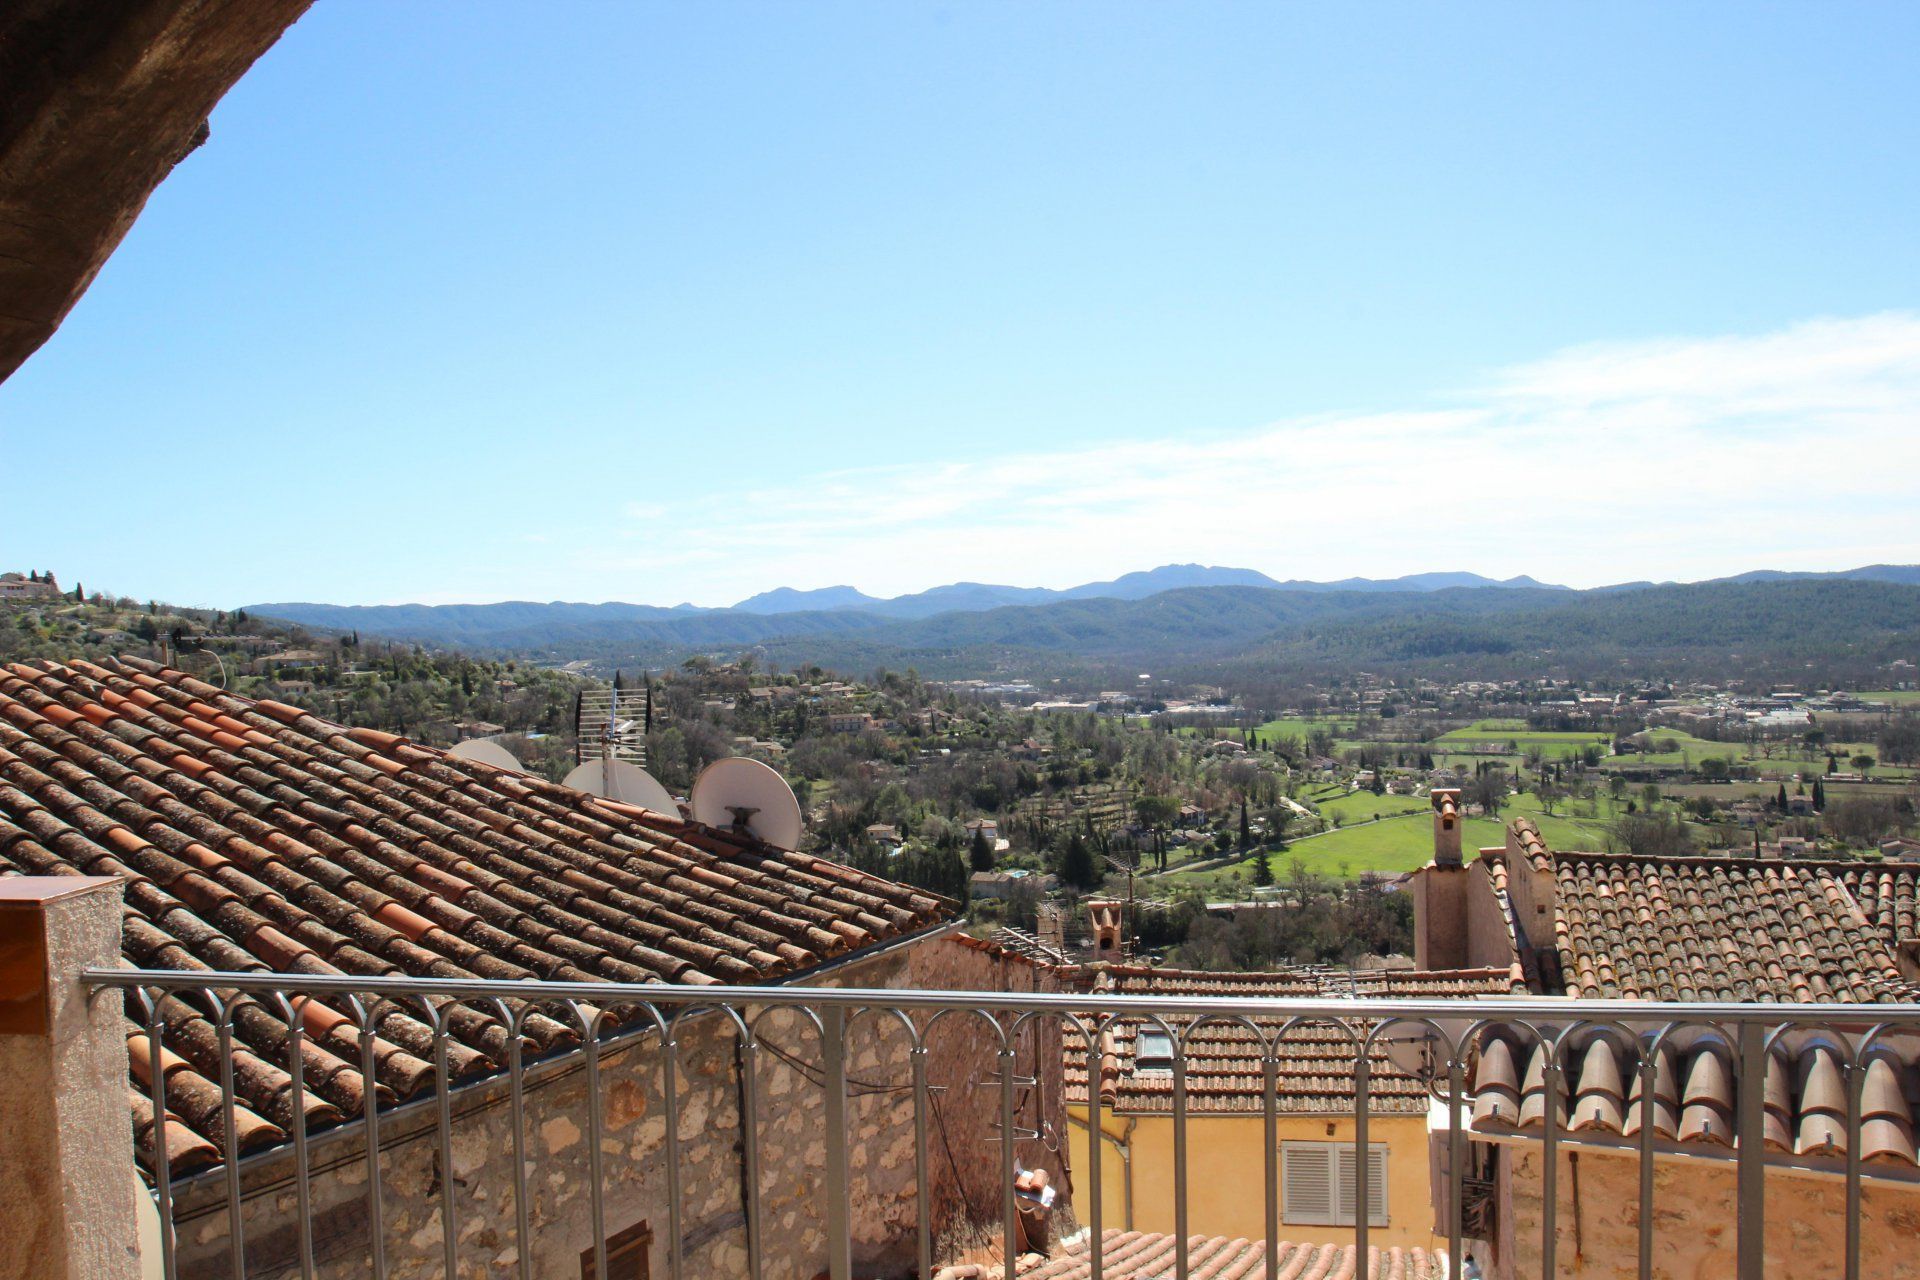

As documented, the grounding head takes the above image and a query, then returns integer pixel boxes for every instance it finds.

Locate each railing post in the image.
[0,877,142,1280]
[1354,1050,1370,1280]
[1736,1022,1766,1280]
[822,1005,852,1280]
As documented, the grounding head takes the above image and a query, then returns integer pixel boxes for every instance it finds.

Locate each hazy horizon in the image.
[234,556,1916,614]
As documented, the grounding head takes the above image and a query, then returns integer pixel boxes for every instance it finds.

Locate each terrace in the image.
[9,886,1920,1280]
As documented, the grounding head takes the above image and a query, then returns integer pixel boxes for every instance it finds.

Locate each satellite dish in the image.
[448,738,525,772]
[562,758,677,813]
[690,757,804,851]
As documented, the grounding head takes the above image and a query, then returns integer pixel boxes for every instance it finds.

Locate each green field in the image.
[1311,790,1430,824]
[1433,719,1610,759]
[1857,690,1920,706]
[1255,716,1360,737]
[1612,729,1910,780]
[1172,791,1622,881]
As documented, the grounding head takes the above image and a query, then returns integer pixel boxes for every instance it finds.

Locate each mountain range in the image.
[727,564,1567,617]
[247,562,1920,679]
[254,563,1573,638]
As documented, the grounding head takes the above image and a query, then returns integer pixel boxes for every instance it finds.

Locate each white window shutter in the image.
[1334,1145,1389,1226]
[1282,1144,1334,1225]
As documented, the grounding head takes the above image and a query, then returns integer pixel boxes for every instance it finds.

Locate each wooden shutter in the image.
[1282,1143,1335,1225]
[1335,1144,1389,1226]
[580,1220,651,1280]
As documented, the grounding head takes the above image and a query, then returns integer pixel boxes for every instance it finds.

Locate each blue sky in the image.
[5,1,1919,607]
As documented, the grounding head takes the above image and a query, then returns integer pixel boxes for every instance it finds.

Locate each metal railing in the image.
[84,968,1920,1280]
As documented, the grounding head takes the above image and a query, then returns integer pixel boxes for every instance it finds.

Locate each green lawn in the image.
[1857,690,1920,706]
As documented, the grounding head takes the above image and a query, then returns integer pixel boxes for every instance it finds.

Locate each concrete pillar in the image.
[0,877,142,1280]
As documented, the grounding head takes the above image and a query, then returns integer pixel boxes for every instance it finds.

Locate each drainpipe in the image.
[1095,1116,1137,1231]
[1067,1111,1136,1231]
[1113,1118,1135,1230]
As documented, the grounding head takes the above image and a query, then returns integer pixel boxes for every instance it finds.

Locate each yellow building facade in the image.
[1063,961,1516,1253]
[1067,1105,1439,1250]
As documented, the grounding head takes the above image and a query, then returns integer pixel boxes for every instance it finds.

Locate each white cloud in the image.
[570,313,1920,604]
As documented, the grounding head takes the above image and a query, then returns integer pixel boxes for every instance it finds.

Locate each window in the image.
[1281,1142,1388,1226]
[580,1220,651,1280]
[1134,1029,1174,1074]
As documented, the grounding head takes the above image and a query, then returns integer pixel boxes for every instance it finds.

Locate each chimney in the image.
[1502,818,1556,958]
[1431,788,1463,866]
[1085,898,1126,963]
[1411,788,1470,969]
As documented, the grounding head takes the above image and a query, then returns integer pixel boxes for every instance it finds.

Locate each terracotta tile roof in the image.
[1470,1029,1920,1171]
[1509,817,1550,873]
[1550,853,1920,1003]
[1349,966,1525,998]
[1064,965,1514,1115]
[0,657,949,1178]
[932,1230,1447,1280]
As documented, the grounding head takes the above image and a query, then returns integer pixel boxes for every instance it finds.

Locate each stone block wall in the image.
[1490,1142,1920,1280]
[168,932,1068,1280]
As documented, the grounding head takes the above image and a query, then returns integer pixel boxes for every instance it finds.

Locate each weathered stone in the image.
[541,1115,582,1155]
[606,1078,647,1129]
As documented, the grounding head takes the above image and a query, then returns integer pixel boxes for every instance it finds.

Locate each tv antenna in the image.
[689,757,804,851]
[573,676,649,768]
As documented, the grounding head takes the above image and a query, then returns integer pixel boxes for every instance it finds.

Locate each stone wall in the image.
[168,931,1067,1280]
[1489,1141,1920,1280]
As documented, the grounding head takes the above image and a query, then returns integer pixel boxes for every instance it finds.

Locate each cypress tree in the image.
[1252,845,1273,887]
[969,825,994,872]
[1060,831,1099,889]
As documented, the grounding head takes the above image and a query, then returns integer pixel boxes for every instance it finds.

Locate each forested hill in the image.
[254,578,1920,682]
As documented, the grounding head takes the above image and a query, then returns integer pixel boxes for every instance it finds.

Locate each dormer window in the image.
[1135,1029,1175,1074]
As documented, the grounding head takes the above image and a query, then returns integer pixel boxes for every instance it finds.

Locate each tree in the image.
[969,825,995,873]
[1852,753,1876,779]
[1468,768,1506,816]
[1251,845,1274,888]
[1608,810,1695,858]
[1238,799,1251,849]
[1879,717,1920,766]
[1058,831,1100,890]
[1812,778,1826,811]
[1776,784,1789,811]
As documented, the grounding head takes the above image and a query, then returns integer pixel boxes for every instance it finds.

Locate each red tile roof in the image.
[0,657,950,1177]
[1471,1029,1920,1171]
[933,1230,1446,1280]
[1064,965,1514,1115]
[1548,853,1920,1003]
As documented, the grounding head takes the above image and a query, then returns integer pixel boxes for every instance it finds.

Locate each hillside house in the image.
[0,571,64,600]
[965,818,1001,846]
